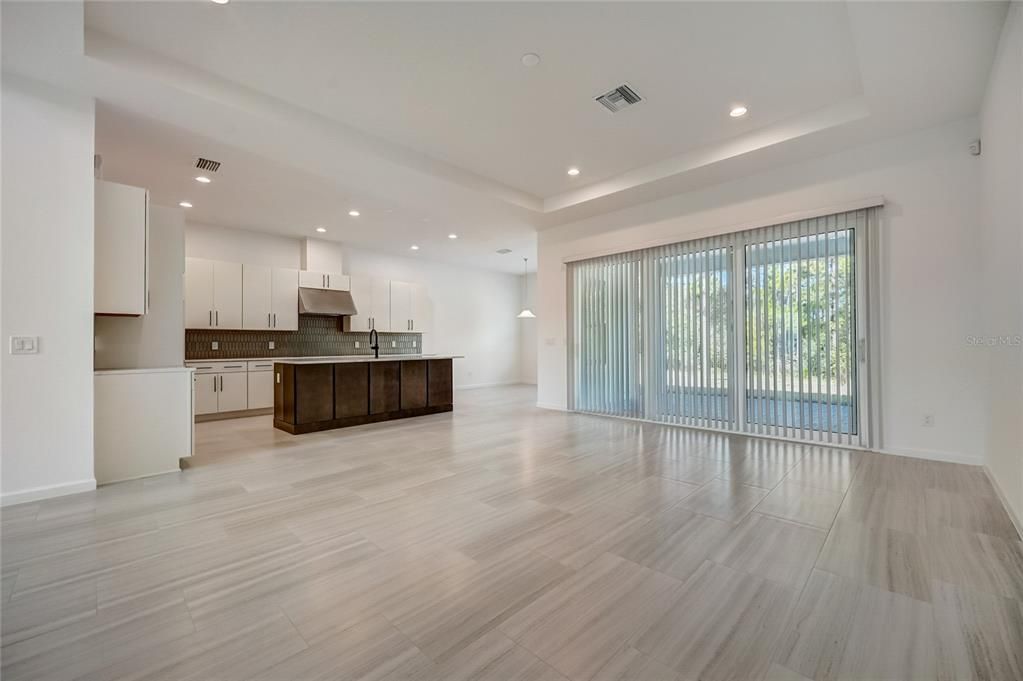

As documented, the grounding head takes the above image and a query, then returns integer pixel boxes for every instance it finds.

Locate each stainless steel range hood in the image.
[298,287,358,316]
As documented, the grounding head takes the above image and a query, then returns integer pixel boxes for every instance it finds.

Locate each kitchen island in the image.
[273,355,460,434]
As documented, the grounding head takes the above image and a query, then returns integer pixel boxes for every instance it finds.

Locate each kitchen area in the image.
[90,174,513,488]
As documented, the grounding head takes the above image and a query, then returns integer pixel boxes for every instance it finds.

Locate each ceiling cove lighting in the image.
[348,210,360,217]
[517,257,536,319]
[448,233,458,239]
[315,227,327,233]
[179,201,193,208]
[410,245,420,251]
[567,167,580,176]
[195,175,212,183]
[729,105,748,118]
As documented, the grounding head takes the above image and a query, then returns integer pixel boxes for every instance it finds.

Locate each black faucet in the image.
[369,328,380,359]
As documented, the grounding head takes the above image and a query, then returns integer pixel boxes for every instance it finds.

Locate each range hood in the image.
[298,287,358,316]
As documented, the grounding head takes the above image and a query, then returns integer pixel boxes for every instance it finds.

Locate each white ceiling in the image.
[2,1,1009,273]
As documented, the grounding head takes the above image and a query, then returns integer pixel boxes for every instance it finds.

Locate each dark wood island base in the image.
[273,357,454,434]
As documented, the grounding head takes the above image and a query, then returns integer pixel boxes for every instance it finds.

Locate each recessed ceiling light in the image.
[315,227,327,233]
[195,176,211,183]
[210,0,230,4]
[179,201,193,208]
[521,53,541,67]
[448,233,458,240]
[410,245,420,250]
[567,167,580,176]
[348,210,360,217]
[729,106,748,118]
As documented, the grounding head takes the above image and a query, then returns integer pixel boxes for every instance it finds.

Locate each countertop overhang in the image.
[272,354,463,365]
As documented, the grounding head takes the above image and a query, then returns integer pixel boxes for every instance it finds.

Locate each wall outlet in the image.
[211,341,219,351]
[922,413,935,427]
[355,341,360,349]
[412,339,417,348]
[268,341,275,350]
[391,340,397,348]
[9,336,39,354]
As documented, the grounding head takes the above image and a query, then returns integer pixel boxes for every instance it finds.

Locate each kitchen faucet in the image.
[369,328,380,359]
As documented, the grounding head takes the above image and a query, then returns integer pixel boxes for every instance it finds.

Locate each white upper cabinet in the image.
[271,268,299,330]
[185,257,243,329]
[389,280,412,331]
[345,275,392,332]
[95,180,149,316]
[243,266,298,330]
[299,270,350,291]
[410,283,432,334]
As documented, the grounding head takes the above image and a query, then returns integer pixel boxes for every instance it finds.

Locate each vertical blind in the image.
[568,208,877,447]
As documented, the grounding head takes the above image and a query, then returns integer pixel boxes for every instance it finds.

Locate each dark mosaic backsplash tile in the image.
[185,315,422,360]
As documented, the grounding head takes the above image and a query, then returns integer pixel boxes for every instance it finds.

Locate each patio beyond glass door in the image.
[568,207,877,447]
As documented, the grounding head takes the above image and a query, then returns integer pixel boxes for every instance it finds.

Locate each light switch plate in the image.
[211,341,219,350]
[268,341,275,350]
[9,336,39,354]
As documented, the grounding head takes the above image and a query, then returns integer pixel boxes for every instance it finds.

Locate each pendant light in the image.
[517,257,536,319]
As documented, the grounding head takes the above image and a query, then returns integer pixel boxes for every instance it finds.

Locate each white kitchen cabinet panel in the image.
[212,261,243,329]
[193,373,218,415]
[271,268,299,330]
[344,275,374,332]
[185,258,243,329]
[299,270,349,292]
[242,265,272,330]
[370,278,392,332]
[184,258,215,328]
[217,372,248,412]
[247,370,274,410]
[390,280,412,331]
[410,283,432,334]
[95,180,149,316]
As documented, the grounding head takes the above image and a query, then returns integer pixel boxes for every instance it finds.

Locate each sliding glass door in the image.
[568,208,877,447]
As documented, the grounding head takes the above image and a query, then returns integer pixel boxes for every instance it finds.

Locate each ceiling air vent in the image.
[194,157,222,173]
[595,83,642,113]
[496,248,512,255]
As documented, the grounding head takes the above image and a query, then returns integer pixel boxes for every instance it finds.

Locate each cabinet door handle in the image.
[327,275,330,288]
[209,310,213,326]
[322,274,326,288]
[213,376,217,393]
[273,313,277,328]
[219,375,223,391]
[268,313,271,328]
[215,310,219,326]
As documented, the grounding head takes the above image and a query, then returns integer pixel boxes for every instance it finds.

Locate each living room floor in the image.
[2,385,1021,681]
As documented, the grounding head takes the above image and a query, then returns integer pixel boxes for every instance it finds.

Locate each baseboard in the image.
[879,446,983,466]
[984,466,1023,540]
[455,381,522,390]
[195,408,273,423]
[536,401,568,411]
[1,478,97,507]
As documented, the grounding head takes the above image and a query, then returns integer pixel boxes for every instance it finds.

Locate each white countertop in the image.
[95,366,195,376]
[185,354,462,366]
[272,354,463,365]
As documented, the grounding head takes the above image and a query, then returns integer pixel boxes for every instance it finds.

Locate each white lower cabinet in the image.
[247,363,275,410]
[191,362,248,414]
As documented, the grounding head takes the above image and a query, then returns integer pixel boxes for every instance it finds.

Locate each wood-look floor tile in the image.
[754,480,844,529]
[520,503,651,569]
[926,527,1023,602]
[712,513,825,588]
[775,569,935,681]
[634,560,795,681]
[783,447,860,493]
[762,663,814,681]
[599,476,701,516]
[388,549,572,663]
[252,615,434,681]
[590,646,682,681]
[835,483,928,535]
[816,519,932,602]
[1,577,97,645]
[924,488,1021,541]
[677,477,770,522]
[501,552,681,681]
[932,579,1023,681]
[424,628,569,681]
[608,507,732,581]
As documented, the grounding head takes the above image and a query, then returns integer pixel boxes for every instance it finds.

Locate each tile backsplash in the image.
[185,315,422,360]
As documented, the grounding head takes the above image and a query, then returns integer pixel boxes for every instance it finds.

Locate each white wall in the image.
[95,205,185,370]
[538,117,988,464]
[979,5,1023,520]
[519,273,537,384]
[1,76,97,504]
[184,223,523,388]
